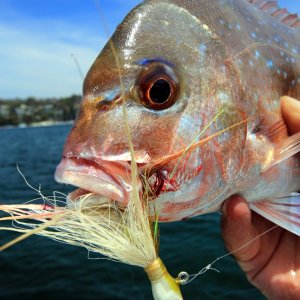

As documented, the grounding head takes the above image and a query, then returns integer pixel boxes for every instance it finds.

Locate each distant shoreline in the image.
[0,120,74,129]
[0,94,81,127]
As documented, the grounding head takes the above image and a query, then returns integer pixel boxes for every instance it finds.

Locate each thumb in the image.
[281,96,300,135]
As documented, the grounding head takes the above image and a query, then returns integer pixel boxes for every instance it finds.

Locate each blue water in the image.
[0,125,264,299]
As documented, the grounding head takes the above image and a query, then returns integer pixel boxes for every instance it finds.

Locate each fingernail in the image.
[282,96,300,113]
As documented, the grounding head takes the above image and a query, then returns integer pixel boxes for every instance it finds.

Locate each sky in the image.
[0,0,299,99]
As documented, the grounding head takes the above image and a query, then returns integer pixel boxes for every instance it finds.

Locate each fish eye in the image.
[137,63,179,110]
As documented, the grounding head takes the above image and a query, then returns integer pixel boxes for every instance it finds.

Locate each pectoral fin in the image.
[250,193,300,236]
[262,132,300,172]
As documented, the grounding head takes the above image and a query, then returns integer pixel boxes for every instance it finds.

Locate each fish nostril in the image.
[96,94,123,111]
[96,99,115,111]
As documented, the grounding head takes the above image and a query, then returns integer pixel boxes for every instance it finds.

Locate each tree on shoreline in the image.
[0,95,81,126]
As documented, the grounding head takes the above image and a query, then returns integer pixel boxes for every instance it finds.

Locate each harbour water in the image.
[0,125,264,299]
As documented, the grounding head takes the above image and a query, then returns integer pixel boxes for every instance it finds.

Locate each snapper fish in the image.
[55,0,300,234]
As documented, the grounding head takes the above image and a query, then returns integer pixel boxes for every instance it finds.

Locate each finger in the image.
[221,196,260,263]
[281,96,300,135]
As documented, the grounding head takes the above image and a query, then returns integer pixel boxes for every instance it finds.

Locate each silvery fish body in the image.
[55,0,300,232]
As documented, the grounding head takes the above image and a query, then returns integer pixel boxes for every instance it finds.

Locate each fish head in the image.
[55,1,247,220]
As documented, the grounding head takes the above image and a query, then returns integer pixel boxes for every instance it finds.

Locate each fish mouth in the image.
[54,156,133,204]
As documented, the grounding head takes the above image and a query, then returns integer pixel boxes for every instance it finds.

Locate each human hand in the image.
[281,96,300,135]
[221,96,300,300]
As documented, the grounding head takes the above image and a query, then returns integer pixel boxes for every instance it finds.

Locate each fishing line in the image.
[177,224,278,285]
[169,109,225,180]
[70,53,84,81]
[146,118,249,176]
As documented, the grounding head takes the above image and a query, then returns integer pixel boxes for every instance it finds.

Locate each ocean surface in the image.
[0,125,264,300]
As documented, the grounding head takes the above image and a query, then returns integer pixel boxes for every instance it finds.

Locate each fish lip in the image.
[54,156,132,204]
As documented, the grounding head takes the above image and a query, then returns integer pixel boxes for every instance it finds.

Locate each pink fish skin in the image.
[55,0,300,231]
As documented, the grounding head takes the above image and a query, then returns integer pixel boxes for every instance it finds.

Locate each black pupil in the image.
[149,79,171,104]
